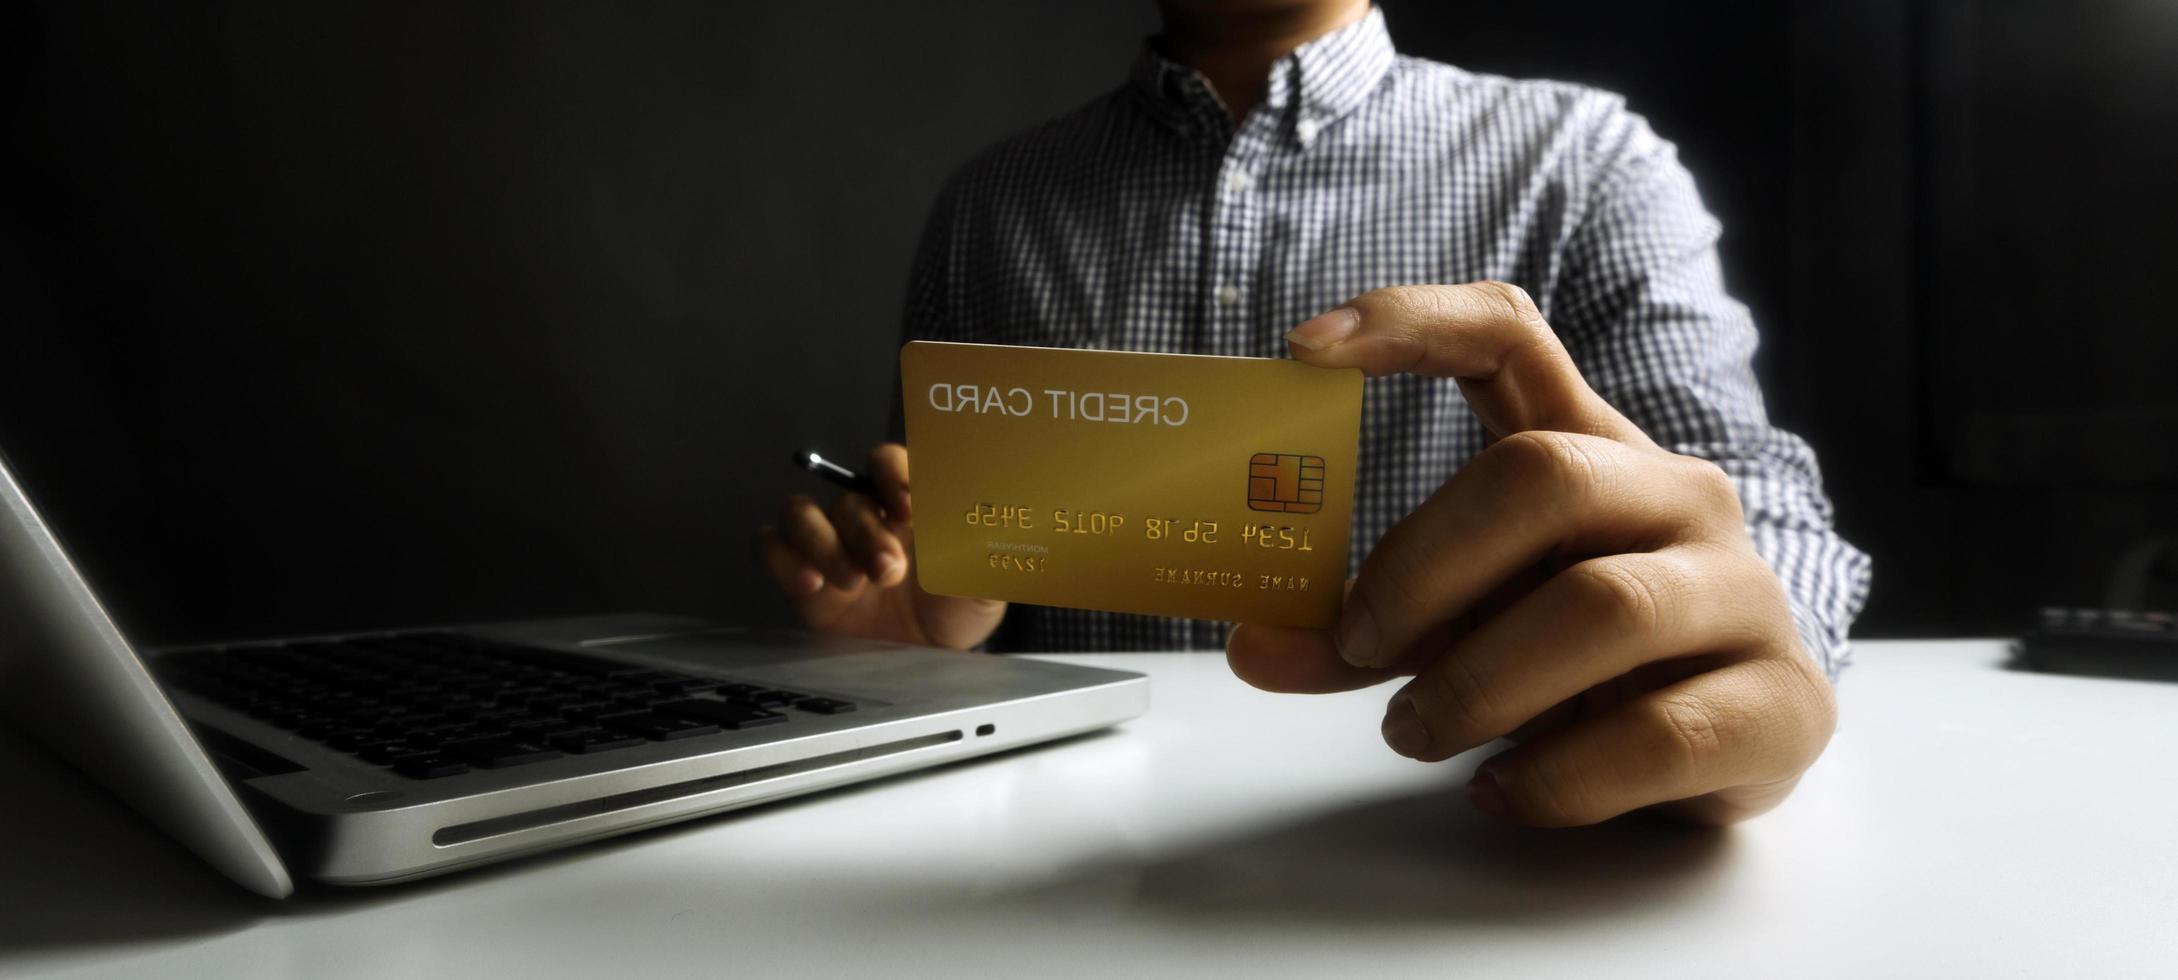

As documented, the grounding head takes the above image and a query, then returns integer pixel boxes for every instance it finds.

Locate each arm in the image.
[1220,102,1867,828]
[1550,99,1872,679]
[754,182,1007,651]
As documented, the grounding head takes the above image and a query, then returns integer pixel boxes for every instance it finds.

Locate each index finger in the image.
[1225,623,1400,694]
[867,443,911,522]
[1283,281,1649,446]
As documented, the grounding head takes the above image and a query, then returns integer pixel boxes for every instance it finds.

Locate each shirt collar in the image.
[1129,6,1396,146]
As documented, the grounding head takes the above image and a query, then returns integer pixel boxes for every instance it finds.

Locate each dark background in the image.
[6,0,2175,646]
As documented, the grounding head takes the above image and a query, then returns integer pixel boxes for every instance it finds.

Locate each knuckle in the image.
[1341,288,1395,328]
[1475,279,1546,328]
[1353,284,1419,318]
[1565,556,1678,636]
[1410,657,1501,751]
[1470,282,1567,381]
[1350,286,1441,360]
[833,500,884,545]
[834,524,871,555]
[1487,430,1605,502]
[781,498,829,540]
[1802,672,1840,750]
[1732,550,1799,639]
[1676,455,1746,522]
[1355,542,1436,633]
[1750,655,1838,764]
[860,529,901,562]
[850,494,887,529]
[1649,691,1729,784]
[1518,758,1595,826]
[1395,284,1461,320]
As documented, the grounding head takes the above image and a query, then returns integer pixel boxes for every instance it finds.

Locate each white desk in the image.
[2,640,2174,978]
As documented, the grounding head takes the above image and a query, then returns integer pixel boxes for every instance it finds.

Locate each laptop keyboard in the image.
[154,632,857,779]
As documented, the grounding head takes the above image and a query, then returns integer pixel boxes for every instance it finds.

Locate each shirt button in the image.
[1295,118,1320,143]
[1216,283,1241,307]
[1223,170,1252,194]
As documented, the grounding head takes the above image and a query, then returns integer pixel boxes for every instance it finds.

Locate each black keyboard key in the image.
[508,717,583,738]
[657,699,788,730]
[501,648,648,678]
[442,734,565,768]
[559,701,623,721]
[157,635,792,755]
[360,741,426,764]
[405,724,473,748]
[324,729,381,750]
[262,708,313,728]
[599,710,720,740]
[794,697,857,715]
[549,729,648,754]
[375,714,445,736]
[395,754,470,778]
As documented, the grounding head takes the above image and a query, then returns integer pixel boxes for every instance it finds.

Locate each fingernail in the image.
[873,552,901,581]
[795,569,825,595]
[1468,766,1509,819]
[1381,695,1429,757]
[1283,307,1360,351]
[1334,600,1378,667]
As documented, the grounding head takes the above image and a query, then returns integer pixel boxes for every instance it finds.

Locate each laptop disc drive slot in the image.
[432,729,965,846]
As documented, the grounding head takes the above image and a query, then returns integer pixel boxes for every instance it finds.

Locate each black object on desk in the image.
[2016,607,2178,682]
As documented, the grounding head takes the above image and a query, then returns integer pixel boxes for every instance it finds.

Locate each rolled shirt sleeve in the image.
[1549,96,1873,679]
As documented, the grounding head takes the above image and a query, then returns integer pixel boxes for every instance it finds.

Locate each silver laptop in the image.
[0,450,1147,898]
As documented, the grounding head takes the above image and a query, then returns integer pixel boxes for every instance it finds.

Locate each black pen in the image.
[795,449,880,497]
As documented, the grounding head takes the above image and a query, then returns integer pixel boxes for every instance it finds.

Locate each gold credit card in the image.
[901,341,1363,629]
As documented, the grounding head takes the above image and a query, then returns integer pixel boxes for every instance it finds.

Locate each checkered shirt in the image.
[900,8,1871,676]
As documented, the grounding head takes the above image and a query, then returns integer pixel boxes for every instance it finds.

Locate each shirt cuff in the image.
[1787,596,1853,683]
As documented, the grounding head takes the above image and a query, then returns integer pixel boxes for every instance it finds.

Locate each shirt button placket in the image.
[1210,134,1266,357]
